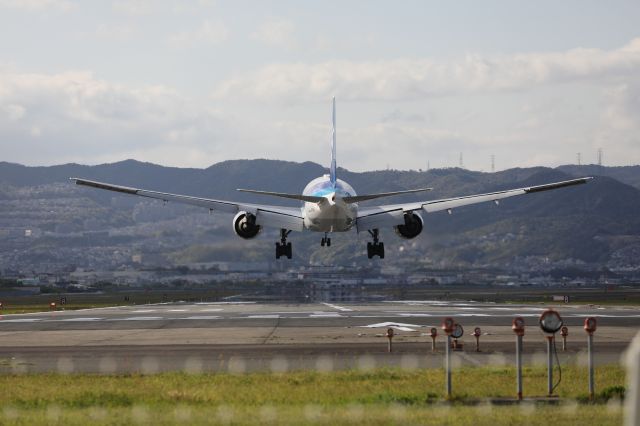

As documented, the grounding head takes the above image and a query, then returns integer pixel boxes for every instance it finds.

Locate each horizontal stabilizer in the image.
[237,189,324,203]
[343,188,433,204]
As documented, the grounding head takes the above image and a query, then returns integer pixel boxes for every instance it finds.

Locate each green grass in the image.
[0,303,119,315]
[0,365,626,425]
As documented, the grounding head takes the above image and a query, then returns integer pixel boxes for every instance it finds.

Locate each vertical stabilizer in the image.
[330,97,337,186]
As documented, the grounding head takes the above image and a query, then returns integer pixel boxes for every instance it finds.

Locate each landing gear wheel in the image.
[366,229,384,259]
[276,229,292,259]
[326,238,331,247]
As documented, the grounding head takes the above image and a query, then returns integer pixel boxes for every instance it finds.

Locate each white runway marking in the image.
[167,309,188,312]
[181,316,221,320]
[131,310,156,313]
[198,309,223,312]
[120,316,163,321]
[247,315,280,319]
[59,317,102,322]
[361,322,423,332]
[310,313,342,317]
[0,318,42,322]
[321,302,353,312]
[398,313,433,317]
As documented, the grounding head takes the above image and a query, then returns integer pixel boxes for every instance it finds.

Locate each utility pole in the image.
[459,152,464,169]
[597,148,603,167]
[577,152,582,166]
[491,155,495,173]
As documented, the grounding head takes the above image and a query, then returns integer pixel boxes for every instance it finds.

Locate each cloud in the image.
[168,20,229,48]
[95,24,135,41]
[0,70,235,166]
[380,109,427,123]
[1,104,25,121]
[112,0,152,15]
[0,0,72,11]
[250,17,296,48]
[214,38,640,103]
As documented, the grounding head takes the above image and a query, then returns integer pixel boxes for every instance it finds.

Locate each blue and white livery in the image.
[71,98,593,259]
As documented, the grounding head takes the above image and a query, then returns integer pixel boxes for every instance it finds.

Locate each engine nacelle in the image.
[394,212,424,239]
[233,211,261,239]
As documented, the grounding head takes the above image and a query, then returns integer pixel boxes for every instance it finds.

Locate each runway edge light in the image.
[430,327,438,352]
[584,317,597,400]
[512,317,526,400]
[539,309,564,396]
[441,317,455,399]
[473,327,481,352]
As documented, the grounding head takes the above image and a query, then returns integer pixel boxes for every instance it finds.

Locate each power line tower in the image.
[459,152,464,168]
[576,152,582,166]
[491,155,495,173]
[597,148,603,167]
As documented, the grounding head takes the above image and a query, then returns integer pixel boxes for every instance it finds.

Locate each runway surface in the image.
[1,300,638,373]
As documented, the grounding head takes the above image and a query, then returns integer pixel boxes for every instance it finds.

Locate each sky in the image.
[1,0,639,172]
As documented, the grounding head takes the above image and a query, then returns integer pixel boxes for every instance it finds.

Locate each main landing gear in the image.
[321,232,331,247]
[367,229,384,259]
[275,229,292,259]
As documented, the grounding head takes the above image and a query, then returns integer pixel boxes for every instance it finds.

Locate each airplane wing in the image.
[70,178,304,231]
[355,177,593,232]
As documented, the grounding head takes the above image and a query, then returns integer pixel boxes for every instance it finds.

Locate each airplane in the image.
[71,98,593,260]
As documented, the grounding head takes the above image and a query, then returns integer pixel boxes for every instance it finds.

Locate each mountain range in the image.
[1,160,639,270]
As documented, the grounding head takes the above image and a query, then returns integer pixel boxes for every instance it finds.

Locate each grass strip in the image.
[0,365,626,424]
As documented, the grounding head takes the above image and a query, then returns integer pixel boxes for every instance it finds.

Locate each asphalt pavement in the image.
[0,300,637,373]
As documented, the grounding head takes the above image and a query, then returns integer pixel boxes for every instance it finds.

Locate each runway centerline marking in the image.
[321,303,353,312]
[59,317,102,322]
[119,316,164,321]
[181,316,222,320]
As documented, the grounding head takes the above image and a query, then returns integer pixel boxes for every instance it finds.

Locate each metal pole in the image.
[446,335,452,398]
[547,336,554,396]
[625,332,640,426]
[388,337,392,353]
[516,334,523,400]
[431,337,436,353]
[588,334,594,400]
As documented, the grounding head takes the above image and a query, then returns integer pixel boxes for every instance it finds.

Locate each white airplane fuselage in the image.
[302,175,358,232]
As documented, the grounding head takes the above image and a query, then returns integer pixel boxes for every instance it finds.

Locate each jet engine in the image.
[394,212,424,239]
[233,211,260,239]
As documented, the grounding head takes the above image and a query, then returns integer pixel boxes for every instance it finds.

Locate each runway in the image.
[0,301,638,373]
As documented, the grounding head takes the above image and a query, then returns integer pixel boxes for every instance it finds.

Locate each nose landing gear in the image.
[321,232,331,247]
[276,229,292,259]
[366,229,384,259]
